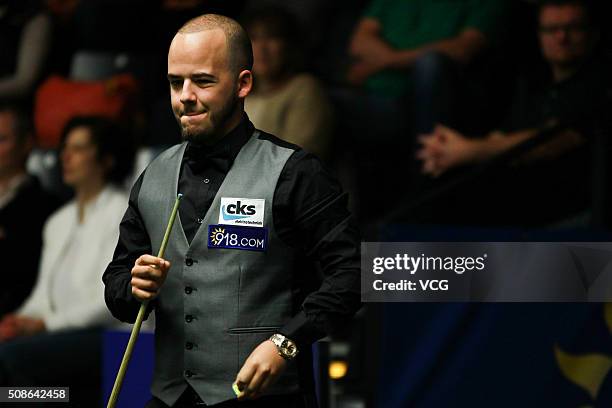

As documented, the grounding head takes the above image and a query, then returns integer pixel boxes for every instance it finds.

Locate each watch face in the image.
[272,334,298,358]
[284,343,297,357]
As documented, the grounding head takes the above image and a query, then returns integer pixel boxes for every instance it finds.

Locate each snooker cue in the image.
[106,193,183,408]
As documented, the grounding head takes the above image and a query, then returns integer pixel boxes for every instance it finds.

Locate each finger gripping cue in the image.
[107,193,183,408]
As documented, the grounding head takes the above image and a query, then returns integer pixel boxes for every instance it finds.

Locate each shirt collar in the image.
[184,114,254,173]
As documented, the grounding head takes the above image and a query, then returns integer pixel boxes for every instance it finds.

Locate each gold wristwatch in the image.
[269,333,299,360]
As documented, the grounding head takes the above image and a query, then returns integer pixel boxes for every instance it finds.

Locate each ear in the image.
[236,70,253,99]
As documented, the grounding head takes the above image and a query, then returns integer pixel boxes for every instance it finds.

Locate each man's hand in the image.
[0,314,18,341]
[0,314,45,341]
[15,316,45,337]
[347,60,388,85]
[234,340,287,400]
[416,124,485,177]
[131,255,171,302]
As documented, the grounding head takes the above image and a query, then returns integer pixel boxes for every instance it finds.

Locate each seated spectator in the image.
[347,0,510,135]
[416,0,609,224]
[0,104,59,316]
[243,6,334,160]
[417,0,606,177]
[0,116,135,405]
[0,0,51,102]
[335,0,510,223]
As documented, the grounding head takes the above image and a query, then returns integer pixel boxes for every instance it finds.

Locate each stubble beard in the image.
[179,95,239,145]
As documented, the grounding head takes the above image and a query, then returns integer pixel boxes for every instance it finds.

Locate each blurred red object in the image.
[45,0,80,20]
[34,74,139,149]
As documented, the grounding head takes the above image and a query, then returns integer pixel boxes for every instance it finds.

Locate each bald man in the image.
[103,14,360,408]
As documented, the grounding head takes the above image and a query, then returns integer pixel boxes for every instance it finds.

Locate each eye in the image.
[169,79,183,90]
[194,78,212,87]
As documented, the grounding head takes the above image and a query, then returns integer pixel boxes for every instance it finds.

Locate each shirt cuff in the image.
[279,310,325,348]
[107,276,154,323]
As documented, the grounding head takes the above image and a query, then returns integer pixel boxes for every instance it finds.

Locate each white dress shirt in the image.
[18,185,130,331]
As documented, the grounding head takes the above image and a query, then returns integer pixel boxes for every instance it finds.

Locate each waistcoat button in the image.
[185,315,193,323]
[186,342,193,350]
[185,286,193,294]
[185,258,194,266]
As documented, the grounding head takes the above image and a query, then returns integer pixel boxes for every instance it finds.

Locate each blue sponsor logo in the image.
[208,224,267,252]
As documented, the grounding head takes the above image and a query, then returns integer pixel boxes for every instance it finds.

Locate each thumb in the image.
[235,361,255,389]
[233,379,245,390]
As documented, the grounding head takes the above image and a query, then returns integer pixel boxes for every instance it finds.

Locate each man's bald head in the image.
[177,14,253,74]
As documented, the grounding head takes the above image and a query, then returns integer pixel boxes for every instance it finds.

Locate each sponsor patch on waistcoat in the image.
[218,197,265,227]
[207,224,268,252]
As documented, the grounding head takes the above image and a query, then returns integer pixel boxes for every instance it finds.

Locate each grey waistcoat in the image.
[138,132,300,406]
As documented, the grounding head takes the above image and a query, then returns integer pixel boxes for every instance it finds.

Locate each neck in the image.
[208,108,244,146]
[0,167,26,194]
[75,180,105,223]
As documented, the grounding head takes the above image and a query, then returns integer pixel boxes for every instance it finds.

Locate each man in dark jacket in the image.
[0,104,59,316]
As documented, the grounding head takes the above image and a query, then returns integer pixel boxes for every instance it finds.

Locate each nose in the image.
[180,80,197,105]
[555,29,568,41]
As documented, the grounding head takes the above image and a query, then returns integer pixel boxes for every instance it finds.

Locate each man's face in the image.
[0,111,28,177]
[539,4,594,67]
[168,29,240,143]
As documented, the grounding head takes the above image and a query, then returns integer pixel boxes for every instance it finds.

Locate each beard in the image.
[178,94,239,145]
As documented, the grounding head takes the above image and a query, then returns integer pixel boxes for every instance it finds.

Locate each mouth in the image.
[180,112,208,125]
[181,111,207,117]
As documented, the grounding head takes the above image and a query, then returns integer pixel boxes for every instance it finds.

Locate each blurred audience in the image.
[243,6,334,160]
[0,104,59,316]
[335,0,511,222]
[0,116,134,404]
[347,0,509,135]
[0,0,52,103]
[417,0,606,176]
[242,0,352,83]
[415,0,610,225]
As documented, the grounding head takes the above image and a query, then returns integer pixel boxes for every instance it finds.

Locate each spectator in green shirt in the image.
[347,0,509,134]
[349,0,508,96]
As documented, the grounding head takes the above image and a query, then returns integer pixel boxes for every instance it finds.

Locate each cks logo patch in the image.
[208,225,267,252]
[218,197,265,227]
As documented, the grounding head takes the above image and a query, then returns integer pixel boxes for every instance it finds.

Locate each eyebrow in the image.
[192,72,217,81]
[167,72,217,81]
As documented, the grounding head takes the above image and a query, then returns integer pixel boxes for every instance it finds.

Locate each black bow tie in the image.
[184,143,231,174]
